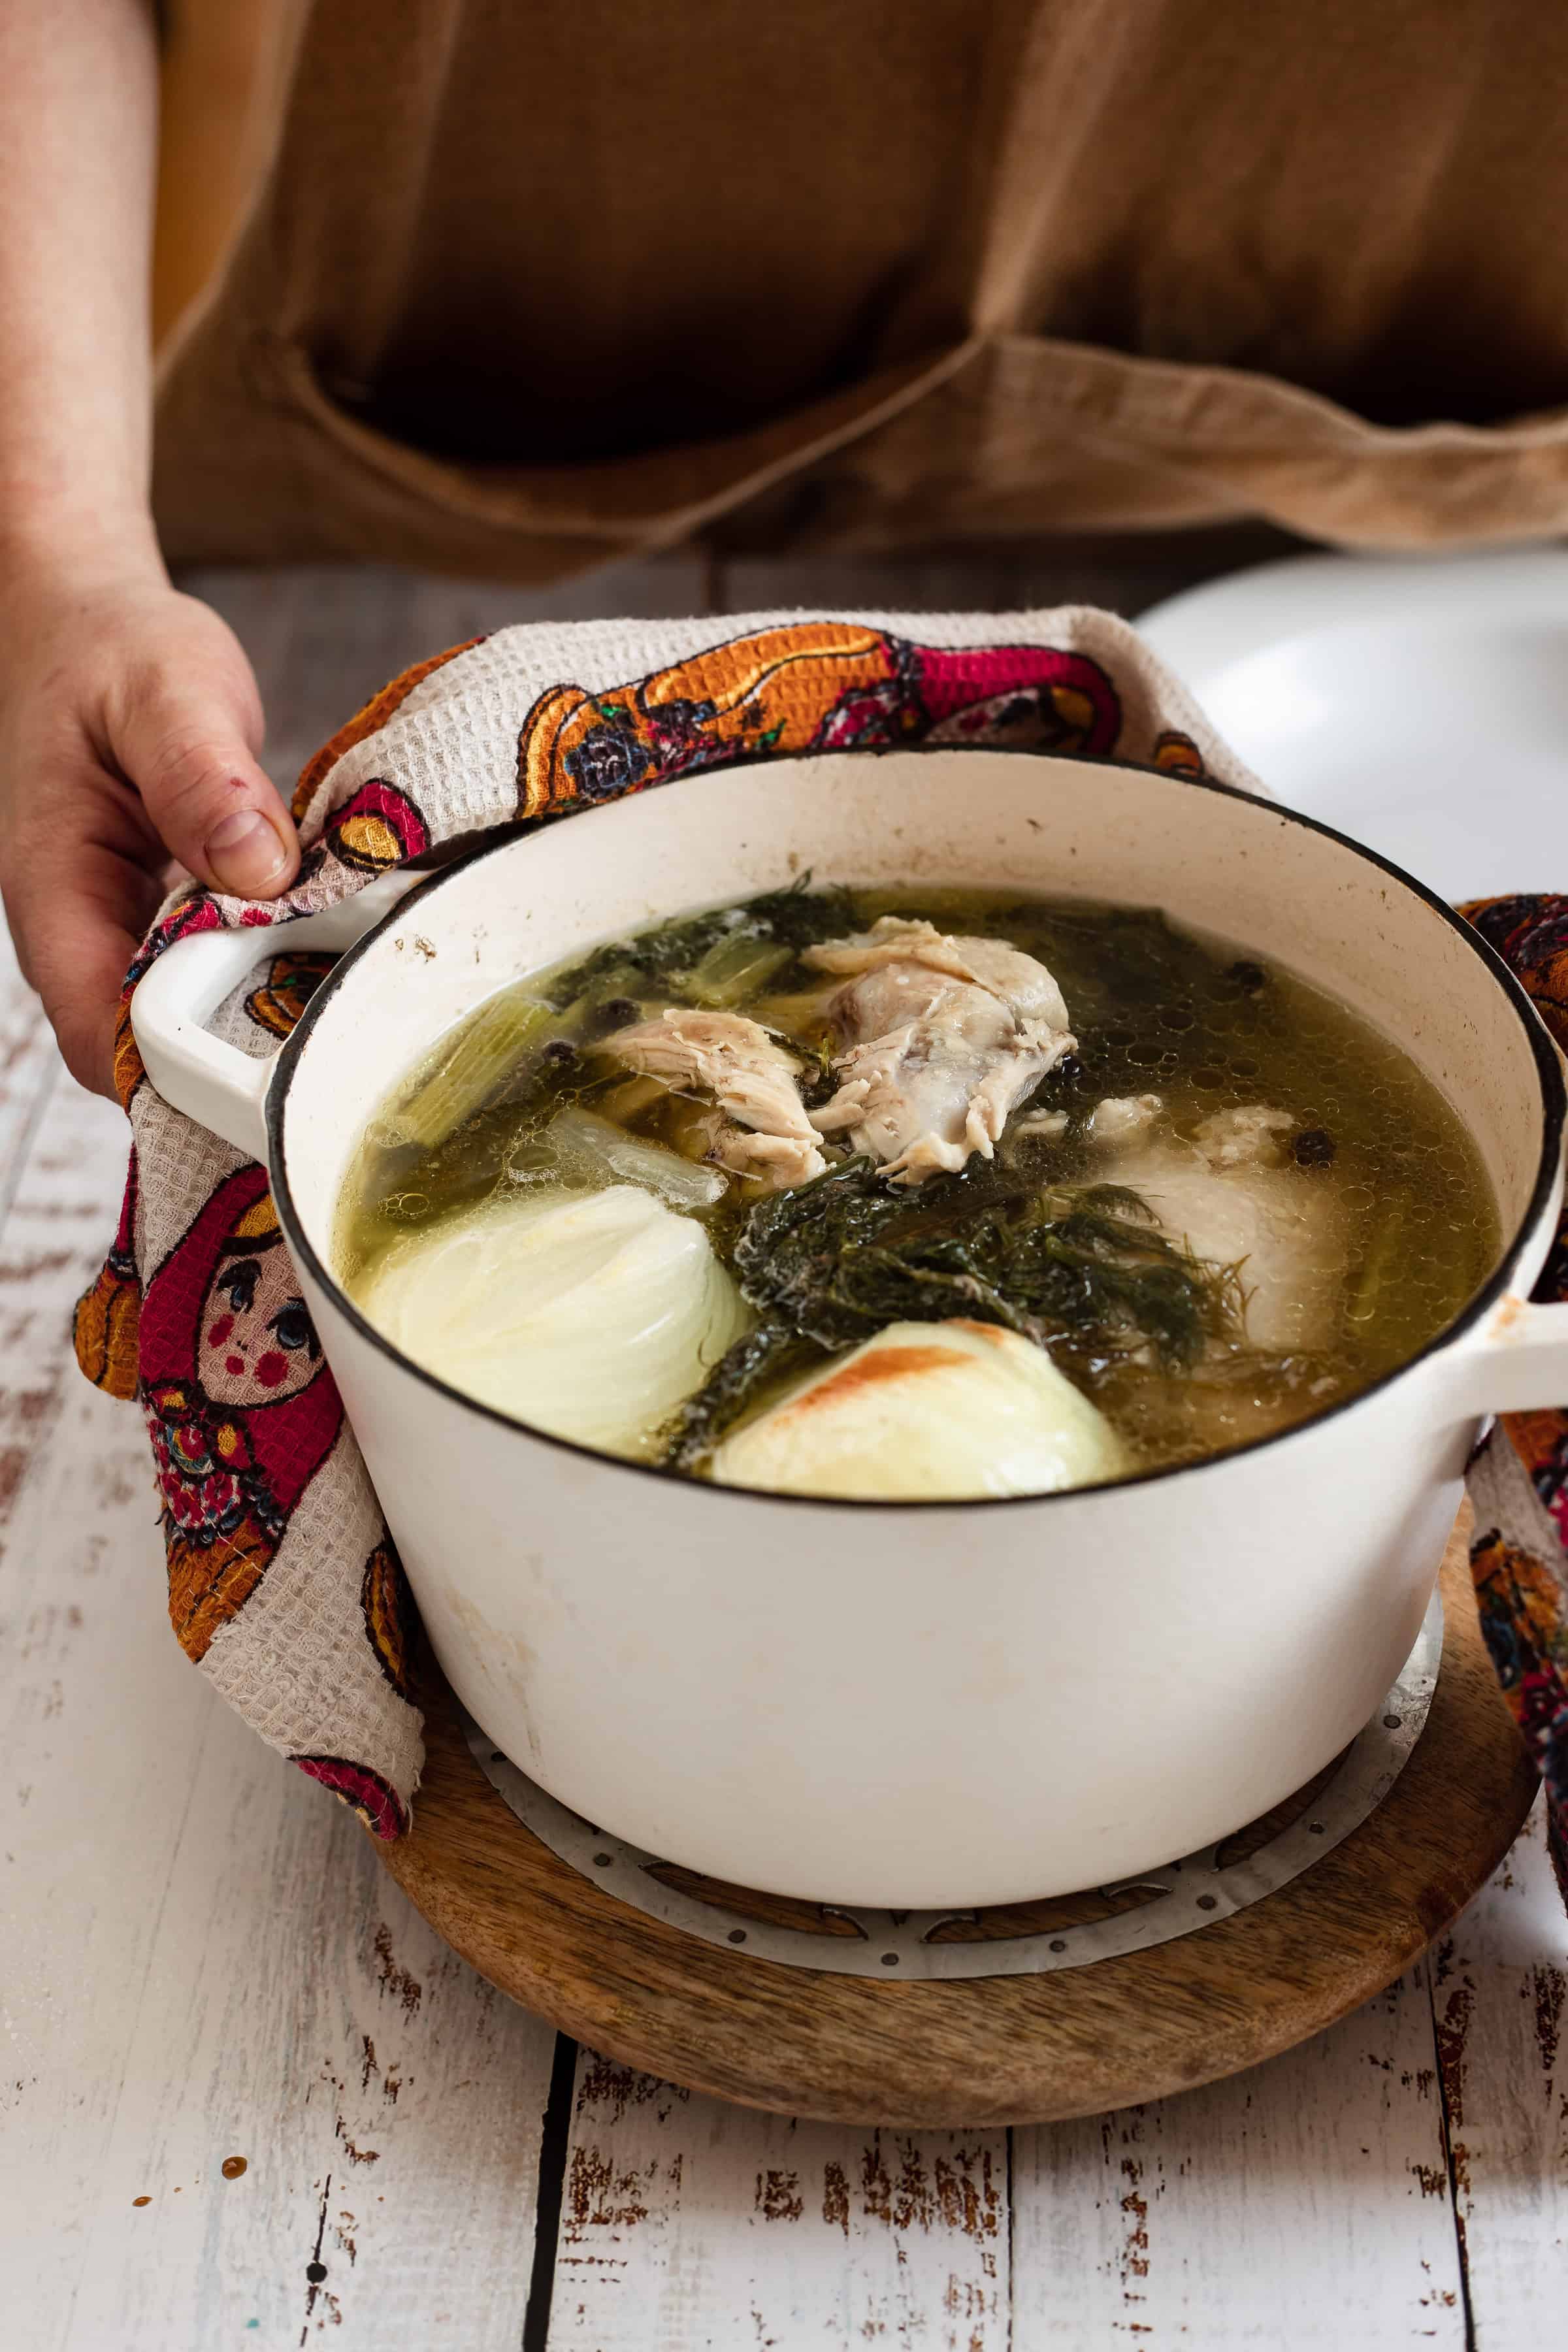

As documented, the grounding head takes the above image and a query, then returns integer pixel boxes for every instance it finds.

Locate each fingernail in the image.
[206,807,291,895]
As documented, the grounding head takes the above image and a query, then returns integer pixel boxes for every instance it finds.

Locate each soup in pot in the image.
[335,885,1500,1499]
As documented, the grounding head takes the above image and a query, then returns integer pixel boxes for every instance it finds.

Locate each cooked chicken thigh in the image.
[1103,1102,1347,1353]
[806,917,1071,1026]
[1192,1104,1295,1169]
[804,917,1076,1184]
[601,1008,826,1189]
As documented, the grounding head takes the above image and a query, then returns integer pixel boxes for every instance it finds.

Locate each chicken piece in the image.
[1086,1093,1163,1147]
[1192,1104,1294,1169]
[804,917,1076,1184]
[1109,1139,1348,1353]
[1013,1107,1070,1143]
[601,1009,826,1190]
[811,985,1044,1183]
[805,916,1070,1027]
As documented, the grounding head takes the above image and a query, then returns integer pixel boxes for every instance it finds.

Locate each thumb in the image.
[118,678,300,901]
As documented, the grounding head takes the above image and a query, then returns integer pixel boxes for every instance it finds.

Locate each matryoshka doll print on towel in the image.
[140,1166,338,1662]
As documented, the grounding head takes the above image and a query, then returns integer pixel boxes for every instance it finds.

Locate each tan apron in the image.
[154,0,1568,583]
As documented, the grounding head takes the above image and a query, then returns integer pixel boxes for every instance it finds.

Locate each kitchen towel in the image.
[72,607,1568,1886]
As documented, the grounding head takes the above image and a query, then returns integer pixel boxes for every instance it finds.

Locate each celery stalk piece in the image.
[595,1073,670,1122]
[546,1105,728,1208]
[678,933,792,1009]
[393,988,555,1150]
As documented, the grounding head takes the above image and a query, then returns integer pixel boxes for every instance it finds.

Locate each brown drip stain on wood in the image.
[858,2135,1002,2240]
[1532,1961,1565,2082]
[1119,2157,1151,2283]
[371,1921,423,2016]
[220,2155,248,2180]
[1431,1943,1477,2283]
[1434,1967,1475,2138]
[131,2195,151,2208]
[565,2143,652,2234]
[574,2054,688,2128]
[755,2167,804,2222]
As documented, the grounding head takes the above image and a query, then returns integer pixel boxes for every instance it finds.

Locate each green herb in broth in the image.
[338,883,1502,1477]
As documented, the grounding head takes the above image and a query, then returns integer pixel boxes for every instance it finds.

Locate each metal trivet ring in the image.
[460,1590,1442,1982]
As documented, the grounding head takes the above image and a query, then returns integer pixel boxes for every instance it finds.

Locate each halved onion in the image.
[355,1184,751,1456]
[711,1319,1128,1500]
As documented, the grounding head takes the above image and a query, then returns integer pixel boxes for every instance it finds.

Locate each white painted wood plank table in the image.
[3,560,1566,2351]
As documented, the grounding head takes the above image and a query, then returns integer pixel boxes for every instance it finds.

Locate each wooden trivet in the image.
[378,1509,1536,2125]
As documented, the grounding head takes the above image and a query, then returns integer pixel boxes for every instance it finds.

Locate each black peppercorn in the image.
[1228,960,1267,993]
[602,996,640,1025]
[1055,1052,1083,1086]
[1294,1127,1336,1168]
[542,1038,577,1064]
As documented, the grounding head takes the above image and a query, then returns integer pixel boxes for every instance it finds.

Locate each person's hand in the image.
[0,559,300,1097]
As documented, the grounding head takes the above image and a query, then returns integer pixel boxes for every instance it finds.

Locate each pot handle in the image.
[129,873,421,1160]
[1433,1292,1568,1419]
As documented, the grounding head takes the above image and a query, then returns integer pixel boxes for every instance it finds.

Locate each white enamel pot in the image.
[133,749,1568,1908]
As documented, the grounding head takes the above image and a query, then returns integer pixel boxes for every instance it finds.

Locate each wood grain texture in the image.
[1011,1965,1468,2344]
[380,1518,1538,2128]
[544,2052,1009,2350]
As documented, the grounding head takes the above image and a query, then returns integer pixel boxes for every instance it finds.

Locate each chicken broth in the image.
[337,885,1500,1494]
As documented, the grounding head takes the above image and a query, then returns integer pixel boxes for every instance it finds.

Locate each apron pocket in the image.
[777,332,1568,551]
[253,333,977,573]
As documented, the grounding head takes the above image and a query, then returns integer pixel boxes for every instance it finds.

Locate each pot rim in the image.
[267,745,1566,1514]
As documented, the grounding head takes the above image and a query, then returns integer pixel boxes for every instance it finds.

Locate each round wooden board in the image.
[378,1509,1537,2126]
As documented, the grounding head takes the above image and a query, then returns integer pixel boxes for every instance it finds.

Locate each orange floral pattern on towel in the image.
[517,625,1120,817]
